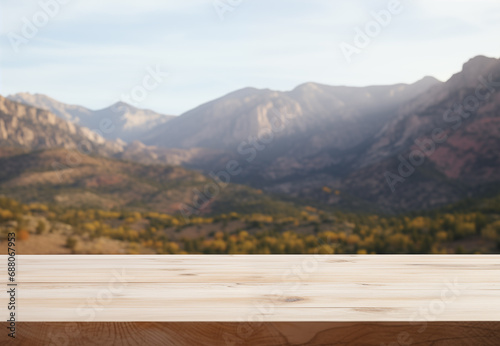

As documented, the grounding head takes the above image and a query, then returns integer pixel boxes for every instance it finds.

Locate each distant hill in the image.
[0,95,123,155]
[0,148,300,216]
[7,93,174,143]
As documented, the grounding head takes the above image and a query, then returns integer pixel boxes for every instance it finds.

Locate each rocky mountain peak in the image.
[447,55,500,90]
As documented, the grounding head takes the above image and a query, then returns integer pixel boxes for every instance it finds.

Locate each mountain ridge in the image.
[7,93,175,143]
[3,54,499,213]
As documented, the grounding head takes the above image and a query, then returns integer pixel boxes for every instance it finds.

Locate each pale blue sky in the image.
[1,0,499,115]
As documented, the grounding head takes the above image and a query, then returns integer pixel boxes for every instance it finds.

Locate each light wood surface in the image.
[1,255,499,322]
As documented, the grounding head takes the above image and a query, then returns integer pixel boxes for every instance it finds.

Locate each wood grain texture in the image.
[1,322,500,345]
[0,255,499,322]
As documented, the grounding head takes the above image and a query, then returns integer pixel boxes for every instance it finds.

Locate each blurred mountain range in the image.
[2,55,500,214]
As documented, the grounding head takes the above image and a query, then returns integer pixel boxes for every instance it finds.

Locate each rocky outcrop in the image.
[0,96,124,155]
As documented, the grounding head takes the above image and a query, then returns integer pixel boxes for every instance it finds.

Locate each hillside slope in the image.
[0,148,300,216]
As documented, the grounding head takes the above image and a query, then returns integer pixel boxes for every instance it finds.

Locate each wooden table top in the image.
[1,255,499,322]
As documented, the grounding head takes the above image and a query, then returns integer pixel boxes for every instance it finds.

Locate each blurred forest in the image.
[1,195,499,254]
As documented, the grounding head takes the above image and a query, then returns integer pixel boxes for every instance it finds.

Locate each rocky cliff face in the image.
[322,56,500,211]
[7,93,174,143]
[142,77,441,153]
[0,95,124,155]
